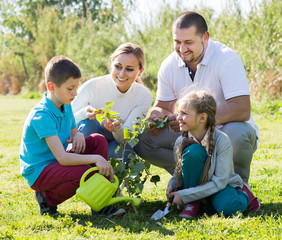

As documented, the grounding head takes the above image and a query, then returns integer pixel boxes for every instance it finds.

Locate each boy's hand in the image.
[95,155,114,181]
[170,191,184,206]
[66,132,86,153]
[104,118,121,132]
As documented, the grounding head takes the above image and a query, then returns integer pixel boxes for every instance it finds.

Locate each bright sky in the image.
[129,0,263,27]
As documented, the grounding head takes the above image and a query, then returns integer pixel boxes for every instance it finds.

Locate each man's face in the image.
[173,25,209,65]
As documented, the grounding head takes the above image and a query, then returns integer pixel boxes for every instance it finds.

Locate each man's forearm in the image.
[150,106,174,118]
[216,98,250,125]
[149,100,177,119]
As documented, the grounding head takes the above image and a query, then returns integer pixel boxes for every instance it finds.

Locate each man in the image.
[134,11,258,183]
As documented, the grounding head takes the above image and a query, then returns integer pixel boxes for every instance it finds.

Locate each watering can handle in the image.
[79,167,119,187]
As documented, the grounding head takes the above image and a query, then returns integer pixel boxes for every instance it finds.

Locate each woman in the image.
[72,43,153,163]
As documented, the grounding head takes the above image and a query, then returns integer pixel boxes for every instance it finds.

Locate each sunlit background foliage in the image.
[0,0,281,99]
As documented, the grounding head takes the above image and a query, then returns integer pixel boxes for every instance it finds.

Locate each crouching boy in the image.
[19,56,125,217]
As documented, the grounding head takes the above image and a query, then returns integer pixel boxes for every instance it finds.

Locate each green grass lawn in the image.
[0,95,281,239]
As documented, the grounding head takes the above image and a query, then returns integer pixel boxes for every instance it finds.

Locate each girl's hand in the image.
[95,155,114,181]
[168,114,180,132]
[170,192,184,206]
[166,185,175,199]
[104,118,121,132]
[66,132,86,153]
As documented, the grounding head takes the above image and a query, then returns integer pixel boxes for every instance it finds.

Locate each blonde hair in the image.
[110,43,144,84]
[176,90,217,186]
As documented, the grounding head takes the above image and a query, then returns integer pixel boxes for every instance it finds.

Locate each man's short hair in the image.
[173,11,208,36]
[45,55,81,86]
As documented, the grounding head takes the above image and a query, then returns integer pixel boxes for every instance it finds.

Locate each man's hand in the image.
[104,118,121,133]
[95,155,114,181]
[168,114,180,132]
[147,114,162,136]
[66,132,86,153]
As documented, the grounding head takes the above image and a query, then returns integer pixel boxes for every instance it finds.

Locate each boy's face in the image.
[50,77,80,109]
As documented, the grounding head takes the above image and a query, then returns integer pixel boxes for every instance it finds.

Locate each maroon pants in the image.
[31,134,108,206]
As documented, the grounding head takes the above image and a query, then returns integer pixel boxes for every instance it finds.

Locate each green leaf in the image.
[115,145,121,155]
[95,113,105,124]
[162,115,168,122]
[116,162,126,173]
[150,175,161,185]
[130,161,145,175]
[106,101,114,108]
[124,128,131,139]
[144,161,151,169]
[154,120,165,128]
[128,138,139,148]
[127,152,136,161]
[132,183,143,194]
[152,115,169,129]
[110,158,117,168]
[108,110,119,115]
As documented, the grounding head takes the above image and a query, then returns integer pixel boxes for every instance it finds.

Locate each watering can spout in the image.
[106,196,141,207]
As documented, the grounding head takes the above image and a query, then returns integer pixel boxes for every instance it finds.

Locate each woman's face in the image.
[111,53,143,93]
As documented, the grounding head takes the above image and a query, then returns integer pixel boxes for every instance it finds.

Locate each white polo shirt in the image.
[156,39,258,138]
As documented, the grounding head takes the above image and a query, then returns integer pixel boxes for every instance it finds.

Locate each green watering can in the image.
[76,167,141,212]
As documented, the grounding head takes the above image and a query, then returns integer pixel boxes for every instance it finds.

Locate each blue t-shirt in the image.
[19,92,76,186]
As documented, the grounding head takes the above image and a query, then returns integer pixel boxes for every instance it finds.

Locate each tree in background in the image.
[0,0,134,93]
[0,0,281,99]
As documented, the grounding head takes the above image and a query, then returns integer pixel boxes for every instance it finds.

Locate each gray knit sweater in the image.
[168,129,243,204]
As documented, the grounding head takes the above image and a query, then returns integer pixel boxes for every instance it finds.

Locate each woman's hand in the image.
[84,106,103,120]
[95,155,114,181]
[104,118,121,132]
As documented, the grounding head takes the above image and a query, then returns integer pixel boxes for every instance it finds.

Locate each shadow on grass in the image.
[69,200,178,236]
[255,202,282,217]
[56,201,281,236]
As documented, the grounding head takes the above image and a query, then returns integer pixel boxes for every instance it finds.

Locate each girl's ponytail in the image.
[176,132,197,187]
[198,124,215,185]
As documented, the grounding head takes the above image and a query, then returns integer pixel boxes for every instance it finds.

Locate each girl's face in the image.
[177,102,202,133]
[111,53,144,93]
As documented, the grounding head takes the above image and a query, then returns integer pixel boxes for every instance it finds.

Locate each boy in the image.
[20,56,126,217]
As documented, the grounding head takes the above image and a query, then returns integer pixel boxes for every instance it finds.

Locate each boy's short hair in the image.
[45,55,81,87]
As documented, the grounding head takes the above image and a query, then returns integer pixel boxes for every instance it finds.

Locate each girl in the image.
[72,43,153,163]
[166,90,260,218]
